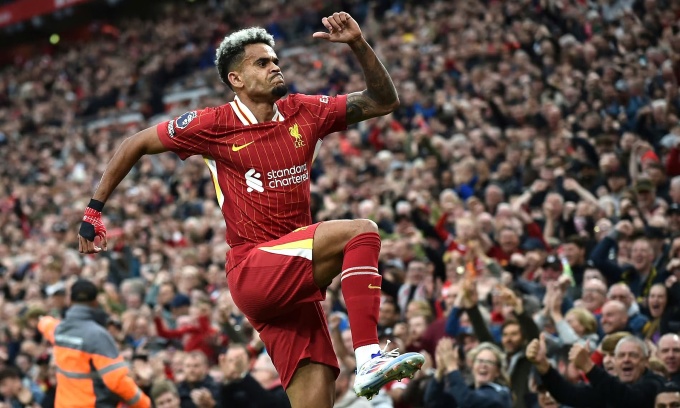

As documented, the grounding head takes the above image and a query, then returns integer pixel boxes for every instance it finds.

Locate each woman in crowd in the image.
[424,338,512,408]
[643,283,669,342]
[550,305,599,347]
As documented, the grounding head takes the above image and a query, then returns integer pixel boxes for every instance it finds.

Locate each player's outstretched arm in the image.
[313,12,399,125]
[78,127,167,254]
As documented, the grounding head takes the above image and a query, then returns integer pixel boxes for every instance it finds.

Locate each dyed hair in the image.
[215,27,275,90]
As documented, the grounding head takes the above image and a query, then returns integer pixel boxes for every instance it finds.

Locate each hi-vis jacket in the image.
[38,305,151,408]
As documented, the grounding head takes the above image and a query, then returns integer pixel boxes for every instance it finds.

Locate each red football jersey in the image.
[156,94,347,270]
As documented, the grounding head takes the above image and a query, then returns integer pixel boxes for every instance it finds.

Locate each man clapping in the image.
[526,334,664,408]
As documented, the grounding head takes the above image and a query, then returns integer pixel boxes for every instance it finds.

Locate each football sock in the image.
[340,232,382,368]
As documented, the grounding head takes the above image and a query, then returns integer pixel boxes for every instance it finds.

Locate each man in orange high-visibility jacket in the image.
[38,279,151,408]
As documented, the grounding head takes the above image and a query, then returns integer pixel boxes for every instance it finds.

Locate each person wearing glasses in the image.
[424,338,512,408]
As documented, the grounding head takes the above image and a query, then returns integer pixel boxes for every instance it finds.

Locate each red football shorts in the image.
[227,223,339,389]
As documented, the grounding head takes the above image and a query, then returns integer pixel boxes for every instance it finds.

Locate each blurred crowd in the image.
[2,0,680,407]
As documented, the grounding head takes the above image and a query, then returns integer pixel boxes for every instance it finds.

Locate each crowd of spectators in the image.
[2,0,680,406]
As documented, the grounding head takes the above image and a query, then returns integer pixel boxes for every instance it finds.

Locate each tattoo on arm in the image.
[346,38,399,124]
[346,91,378,124]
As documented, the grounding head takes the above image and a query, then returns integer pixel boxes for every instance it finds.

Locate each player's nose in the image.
[271,68,283,80]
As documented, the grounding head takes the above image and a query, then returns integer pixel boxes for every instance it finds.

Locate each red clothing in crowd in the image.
[666,146,680,177]
[406,317,449,358]
[154,314,226,363]
[435,213,550,268]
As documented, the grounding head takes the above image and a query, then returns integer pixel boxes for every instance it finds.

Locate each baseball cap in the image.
[641,150,660,164]
[170,294,191,309]
[70,279,98,303]
[635,178,655,193]
[542,255,563,271]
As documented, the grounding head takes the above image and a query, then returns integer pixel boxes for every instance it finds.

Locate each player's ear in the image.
[228,71,243,90]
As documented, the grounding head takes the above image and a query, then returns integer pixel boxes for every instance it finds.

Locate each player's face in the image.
[238,43,288,100]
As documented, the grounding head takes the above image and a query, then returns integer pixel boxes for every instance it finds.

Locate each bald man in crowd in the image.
[607,283,649,335]
[658,334,680,385]
[600,300,632,337]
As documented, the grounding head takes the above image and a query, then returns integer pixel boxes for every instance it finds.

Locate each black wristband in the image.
[88,199,105,212]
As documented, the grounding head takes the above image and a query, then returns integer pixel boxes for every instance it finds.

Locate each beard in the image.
[272,84,288,98]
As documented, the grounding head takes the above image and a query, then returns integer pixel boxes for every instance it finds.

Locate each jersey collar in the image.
[231,95,285,126]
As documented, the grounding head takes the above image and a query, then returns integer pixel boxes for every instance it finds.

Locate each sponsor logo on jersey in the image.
[245,169,264,193]
[319,95,329,104]
[245,164,309,193]
[289,123,305,148]
[267,164,308,188]
[167,120,175,138]
[176,111,197,129]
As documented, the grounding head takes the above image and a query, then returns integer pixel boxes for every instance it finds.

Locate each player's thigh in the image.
[286,361,336,408]
[312,219,379,287]
[227,242,325,322]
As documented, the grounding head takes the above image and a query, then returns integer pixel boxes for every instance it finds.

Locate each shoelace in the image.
[358,341,403,375]
[379,340,400,358]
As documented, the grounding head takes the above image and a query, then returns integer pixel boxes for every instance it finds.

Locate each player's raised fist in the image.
[313,12,363,44]
[78,199,108,254]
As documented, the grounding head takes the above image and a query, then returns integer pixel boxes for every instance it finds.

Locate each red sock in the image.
[340,232,382,350]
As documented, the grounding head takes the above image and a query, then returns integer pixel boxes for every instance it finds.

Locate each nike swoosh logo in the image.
[232,142,254,152]
[368,284,381,290]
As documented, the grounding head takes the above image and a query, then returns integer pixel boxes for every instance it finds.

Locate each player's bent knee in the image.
[352,219,379,236]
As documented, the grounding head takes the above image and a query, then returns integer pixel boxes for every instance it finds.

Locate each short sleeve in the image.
[294,94,347,139]
[156,108,217,160]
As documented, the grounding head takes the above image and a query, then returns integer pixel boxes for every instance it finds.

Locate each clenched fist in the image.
[569,341,594,373]
[526,333,550,374]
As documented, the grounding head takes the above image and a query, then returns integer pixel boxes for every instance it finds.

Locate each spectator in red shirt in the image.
[154,300,224,364]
